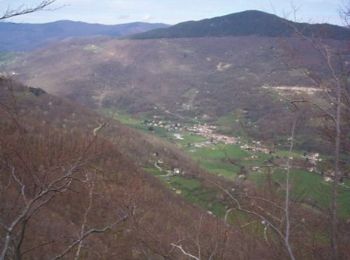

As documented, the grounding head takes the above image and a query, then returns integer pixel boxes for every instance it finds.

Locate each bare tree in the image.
[0,3,133,258]
[340,1,350,27]
[209,115,299,260]
[211,180,295,259]
[280,5,350,258]
[170,214,229,260]
[170,215,203,260]
[283,116,298,260]
[0,1,56,21]
[0,128,129,260]
[0,83,130,259]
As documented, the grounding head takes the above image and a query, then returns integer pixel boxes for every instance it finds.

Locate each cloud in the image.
[141,14,152,22]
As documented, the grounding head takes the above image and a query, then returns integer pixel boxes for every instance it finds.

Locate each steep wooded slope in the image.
[0,78,275,259]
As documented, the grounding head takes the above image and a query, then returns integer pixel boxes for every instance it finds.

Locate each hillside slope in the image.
[7,35,342,144]
[1,78,280,259]
[130,10,350,40]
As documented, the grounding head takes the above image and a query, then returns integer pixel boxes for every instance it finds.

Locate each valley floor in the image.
[101,108,350,219]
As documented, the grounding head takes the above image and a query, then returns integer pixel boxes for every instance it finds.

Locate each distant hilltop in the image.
[0,21,169,51]
[130,10,350,40]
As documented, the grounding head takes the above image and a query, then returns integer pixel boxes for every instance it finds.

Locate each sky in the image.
[0,0,346,25]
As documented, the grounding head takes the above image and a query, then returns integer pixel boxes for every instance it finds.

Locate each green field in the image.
[144,167,227,217]
[103,109,350,218]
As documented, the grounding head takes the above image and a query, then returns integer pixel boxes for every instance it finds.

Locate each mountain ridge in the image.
[8,35,334,147]
[0,20,169,51]
[130,10,350,40]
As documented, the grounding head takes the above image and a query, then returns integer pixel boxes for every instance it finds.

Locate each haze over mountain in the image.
[0,20,168,51]
[131,10,350,40]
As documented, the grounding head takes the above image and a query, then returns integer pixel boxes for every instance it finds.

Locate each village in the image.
[138,114,346,218]
[144,118,239,145]
[143,117,329,181]
[186,124,237,145]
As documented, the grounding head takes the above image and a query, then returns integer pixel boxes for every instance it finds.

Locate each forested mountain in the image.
[0,20,168,51]
[131,10,350,40]
[7,34,346,149]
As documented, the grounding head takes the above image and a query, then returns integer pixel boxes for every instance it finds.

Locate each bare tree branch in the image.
[340,1,350,27]
[284,116,298,260]
[0,161,82,260]
[74,173,95,260]
[52,214,128,260]
[170,243,200,260]
[208,178,299,260]
[0,1,56,21]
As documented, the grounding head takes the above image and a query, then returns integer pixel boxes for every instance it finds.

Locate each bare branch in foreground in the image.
[170,243,200,260]
[52,213,128,260]
[0,1,56,21]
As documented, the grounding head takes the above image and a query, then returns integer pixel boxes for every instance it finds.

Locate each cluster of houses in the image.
[186,124,237,145]
[240,142,270,154]
[304,152,322,164]
[154,159,186,195]
[144,119,239,146]
[147,118,333,184]
[154,160,185,178]
[303,152,322,173]
[143,119,183,132]
[262,84,324,96]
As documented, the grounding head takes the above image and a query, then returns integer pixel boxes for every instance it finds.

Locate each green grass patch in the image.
[215,111,249,138]
[105,109,350,218]
[100,108,143,126]
[145,166,227,217]
[100,108,173,138]
[143,166,164,176]
[200,160,240,179]
[192,144,249,160]
[185,144,251,179]
[266,169,350,218]
[275,150,304,159]
[176,133,207,147]
[166,175,227,216]
[0,52,17,65]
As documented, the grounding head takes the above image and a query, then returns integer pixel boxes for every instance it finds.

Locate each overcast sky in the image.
[0,0,346,25]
